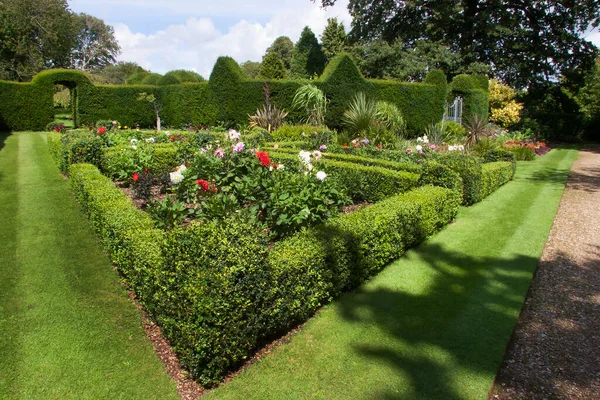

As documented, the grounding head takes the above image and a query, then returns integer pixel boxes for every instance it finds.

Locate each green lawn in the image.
[206,148,577,399]
[0,132,178,399]
[54,112,74,128]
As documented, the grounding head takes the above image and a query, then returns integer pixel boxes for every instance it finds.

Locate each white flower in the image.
[177,164,187,172]
[131,145,137,150]
[298,151,311,166]
[416,145,423,152]
[312,150,322,161]
[130,138,138,145]
[423,135,429,144]
[165,131,170,135]
[228,129,240,141]
[316,171,327,181]
[416,137,423,143]
[145,137,155,143]
[269,166,274,171]
[277,163,285,171]
[169,171,184,184]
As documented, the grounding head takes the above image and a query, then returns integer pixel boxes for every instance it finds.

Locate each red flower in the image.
[144,168,149,173]
[377,143,382,149]
[97,126,107,135]
[196,179,209,192]
[132,173,139,182]
[255,151,270,167]
[169,135,175,141]
[185,163,189,167]
[343,143,348,147]
[88,125,93,131]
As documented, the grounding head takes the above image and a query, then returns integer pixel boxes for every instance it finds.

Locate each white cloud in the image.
[586,29,600,47]
[108,1,351,78]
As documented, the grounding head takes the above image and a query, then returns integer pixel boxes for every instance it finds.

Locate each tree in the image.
[240,61,261,79]
[319,0,600,88]
[350,39,486,81]
[0,0,75,81]
[320,18,348,63]
[138,92,162,131]
[265,36,294,70]
[290,26,326,78]
[258,52,287,79]
[71,13,120,70]
[157,69,205,85]
[92,62,145,85]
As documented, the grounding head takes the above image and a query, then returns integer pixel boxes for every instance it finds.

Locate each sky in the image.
[67,0,600,79]
[68,0,353,78]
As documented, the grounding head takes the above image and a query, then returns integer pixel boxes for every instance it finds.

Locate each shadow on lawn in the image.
[338,241,543,399]
[0,131,11,183]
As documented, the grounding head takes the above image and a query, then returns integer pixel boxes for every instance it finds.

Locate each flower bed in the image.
[50,124,515,387]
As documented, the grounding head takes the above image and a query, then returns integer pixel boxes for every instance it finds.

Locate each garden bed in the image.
[48,126,517,386]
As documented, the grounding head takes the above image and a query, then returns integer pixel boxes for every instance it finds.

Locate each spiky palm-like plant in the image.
[292,84,328,126]
[374,100,405,138]
[343,92,377,136]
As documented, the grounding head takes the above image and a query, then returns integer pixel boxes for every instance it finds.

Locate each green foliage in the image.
[343,92,377,136]
[270,151,420,202]
[126,71,150,85]
[320,0,599,89]
[141,73,162,85]
[93,62,145,85]
[431,153,484,205]
[418,161,464,194]
[49,130,103,173]
[0,80,51,130]
[157,70,205,86]
[266,36,294,70]
[292,84,327,125]
[374,100,406,139]
[321,18,348,63]
[481,161,516,198]
[450,74,490,122]
[271,124,335,142]
[71,13,120,70]
[259,52,288,79]
[504,146,536,161]
[425,120,446,145]
[147,196,191,229]
[290,26,326,78]
[156,73,180,86]
[240,61,261,79]
[443,121,467,143]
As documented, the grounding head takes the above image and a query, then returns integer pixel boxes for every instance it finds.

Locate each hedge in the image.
[67,162,461,386]
[481,161,516,198]
[100,143,183,179]
[449,74,490,121]
[48,130,103,173]
[0,55,486,135]
[269,151,421,202]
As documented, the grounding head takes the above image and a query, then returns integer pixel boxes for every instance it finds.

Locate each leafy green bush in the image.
[444,121,467,143]
[418,161,464,194]
[270,151,420,202]
[271,124,335,143]
[481,161,515,197]
[505,145,536,161]
[48,130,103,173]
[481,148,516,163]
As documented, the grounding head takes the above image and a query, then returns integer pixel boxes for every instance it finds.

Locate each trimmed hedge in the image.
[0,55,487,135]
[67,162,461,386]
[48,131,103,173]
[449,74,490,121]
[481,161,516,198]
[270,151,420,202]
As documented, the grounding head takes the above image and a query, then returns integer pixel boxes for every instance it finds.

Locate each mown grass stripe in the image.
[206,148,577,400]
[0,132,178,399]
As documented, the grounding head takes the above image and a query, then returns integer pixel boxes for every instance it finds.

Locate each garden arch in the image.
[31,70,94,128]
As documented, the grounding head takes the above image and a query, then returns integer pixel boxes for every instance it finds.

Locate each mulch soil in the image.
[490,146,600,399]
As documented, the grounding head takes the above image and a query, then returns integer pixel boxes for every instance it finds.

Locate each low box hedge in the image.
[48,131,103,173]
[481,161,516,198]
[100,143,183,180]
[270,151,421,202]
[67,161,461,387]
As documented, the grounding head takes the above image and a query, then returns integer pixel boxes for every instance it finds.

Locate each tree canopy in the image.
[321,18,348,64]
[259,51,288,79]
[319,0,600,88]
[265,36,294,71]
[290,26,326,78]
[0,0,120,81]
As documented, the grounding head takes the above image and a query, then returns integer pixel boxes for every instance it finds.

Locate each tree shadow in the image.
[491,250,600,399]
[0,131,11,183]
[337,241,560,399]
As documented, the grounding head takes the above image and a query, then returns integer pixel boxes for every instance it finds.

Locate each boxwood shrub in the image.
[270,151,421,202]
[481,161,516,198]
[67,161,462,386]
[48,130,103,173]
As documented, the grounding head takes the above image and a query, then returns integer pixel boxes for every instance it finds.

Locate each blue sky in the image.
[67,0,600,79]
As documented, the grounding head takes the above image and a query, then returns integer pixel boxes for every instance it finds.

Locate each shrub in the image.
[270,151,420,202]
[49,130,103,173]
[271,124,335,143]
[141,73,162,85]
[444,121,467,143]
[431,153,484,205]
[505,145,536,161]
[292,84,327,126]
[481,161,515,197]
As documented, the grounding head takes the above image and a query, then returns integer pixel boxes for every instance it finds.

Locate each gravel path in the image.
[490,147,600,399]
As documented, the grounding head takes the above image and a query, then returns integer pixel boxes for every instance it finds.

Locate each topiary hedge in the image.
[450,74,490,121]
[48,130,103,173]
[481,161,516,198]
